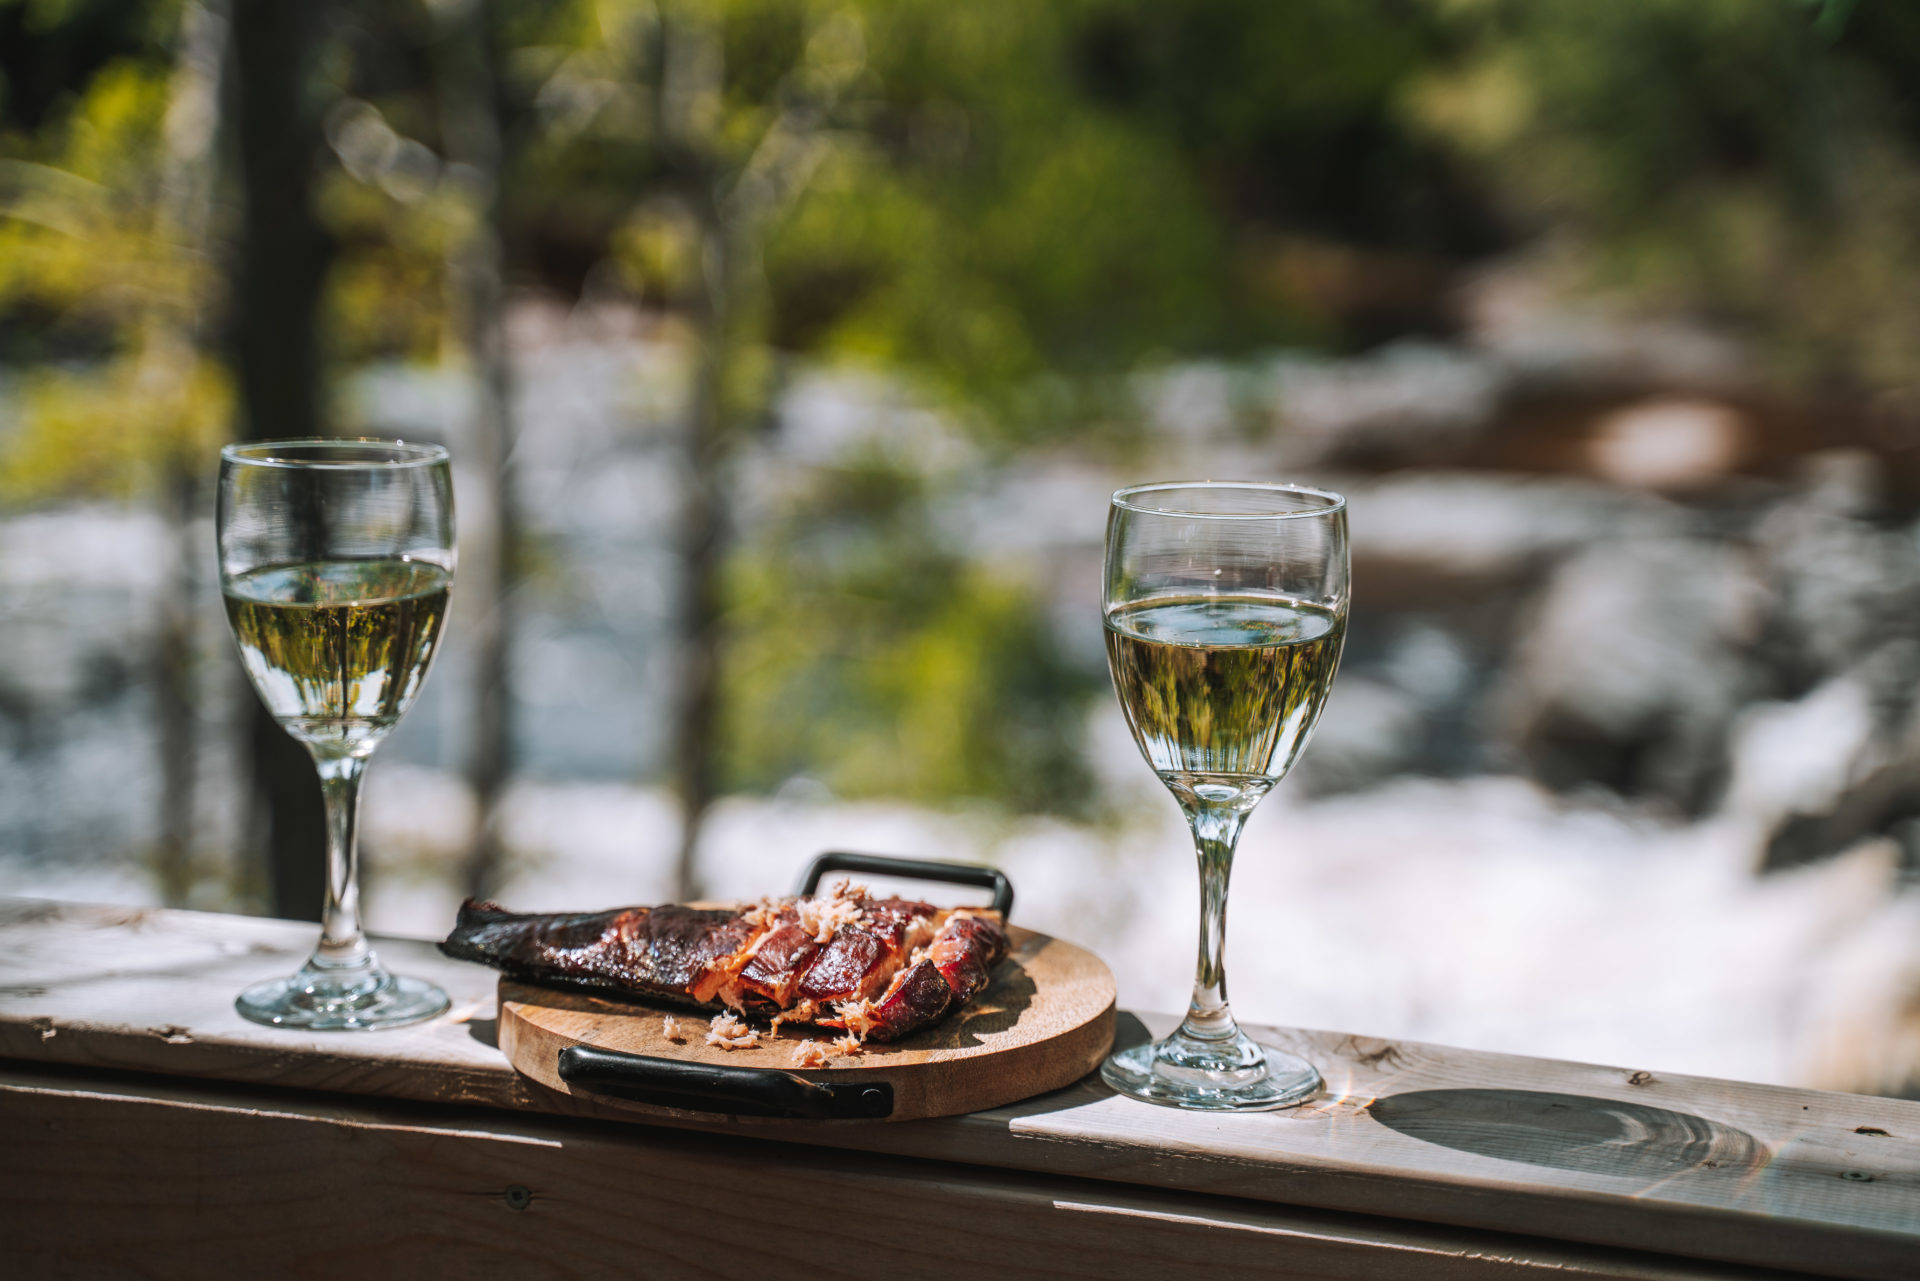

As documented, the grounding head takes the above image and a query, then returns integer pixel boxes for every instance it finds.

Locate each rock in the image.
[1461,261,1748,393]
[1750,451,1920,687]
[1345,471,1684,590]
[1736,642,1920,873]
[1292,677,1426,794]
[1268,341,1504,468]
[1721,672,1881,828]
[1135,361,1247,445]
[1774,843,1920,1097]
[1494,537,1767,813]
[1586,398,1750,491]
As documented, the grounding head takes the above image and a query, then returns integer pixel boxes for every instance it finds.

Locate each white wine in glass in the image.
[1102,482,1348,1109]
[219,440,456,1031]
[225,559,452,754]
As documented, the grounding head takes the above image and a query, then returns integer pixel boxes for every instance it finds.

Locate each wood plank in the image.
[3,898,1917,1279]
[0,1063,1807,1281]
[0,898,529,1107]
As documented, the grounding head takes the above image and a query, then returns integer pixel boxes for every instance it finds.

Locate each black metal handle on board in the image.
[557,1045,894,1119]
[796,851,1014,919]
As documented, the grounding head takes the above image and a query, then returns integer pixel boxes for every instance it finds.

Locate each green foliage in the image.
[762,100,1229,420]
[1412,0,1920,391]
[753,0,1488,433]
[0,345,228,502]
[721,457,1098,815]
[0,42,228,503]
[0,0,173,132]
[0,63,179,346]
[314,152,468,366]
[500,0,1491,438]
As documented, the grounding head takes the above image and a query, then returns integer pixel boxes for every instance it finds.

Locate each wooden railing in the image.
[3,898,1915,1279]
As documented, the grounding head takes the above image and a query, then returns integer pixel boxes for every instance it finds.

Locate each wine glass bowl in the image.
[219,439,456,1030]
[1101,481,1348,1109]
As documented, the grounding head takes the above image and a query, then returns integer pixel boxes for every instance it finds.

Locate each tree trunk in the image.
[654,8,833,900]
[225,0,336,920]
[433,0,517,900]
[151,0,228,907]
[650,6,731,903]
[152,462,200,906]
[670,217,730,902]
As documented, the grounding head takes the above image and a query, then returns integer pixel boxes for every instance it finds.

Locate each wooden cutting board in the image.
[499,923,1116,1122]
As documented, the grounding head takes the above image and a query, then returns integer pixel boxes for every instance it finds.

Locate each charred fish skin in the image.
[438,900,751,1007]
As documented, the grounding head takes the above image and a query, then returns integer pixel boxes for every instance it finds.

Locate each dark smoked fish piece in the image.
[929,914,1003,1001]
[437,901,754,1008]
[835,913,1015,1040]
[440,889,1009,1043]
[857,960,955,1041]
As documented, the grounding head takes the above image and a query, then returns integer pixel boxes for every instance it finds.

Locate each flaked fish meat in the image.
[439,881,1009,1044]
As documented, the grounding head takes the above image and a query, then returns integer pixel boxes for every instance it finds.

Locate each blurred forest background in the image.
[6,0,1920,1097]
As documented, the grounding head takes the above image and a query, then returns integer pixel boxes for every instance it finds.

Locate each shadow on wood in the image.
[1113,1010,1152,1052]
[1370,1089,1766,1179]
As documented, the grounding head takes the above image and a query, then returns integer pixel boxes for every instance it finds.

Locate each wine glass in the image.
[1101,481,1348,1109]
[219,439,456,1030]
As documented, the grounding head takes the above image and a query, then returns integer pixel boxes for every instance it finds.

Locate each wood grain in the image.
[499,923,1117,1121]
[1,1063,1808,1281]
[3,898,1918,1279]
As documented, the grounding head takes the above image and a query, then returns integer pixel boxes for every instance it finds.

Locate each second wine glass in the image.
[219,438,456,1030]
[1101,481,1348,1109]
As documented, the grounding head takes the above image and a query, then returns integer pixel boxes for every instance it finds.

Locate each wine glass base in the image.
[236,966,450,1032]
[1101,1037,1321,1111]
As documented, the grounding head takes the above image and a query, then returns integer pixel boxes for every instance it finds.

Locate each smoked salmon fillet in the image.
[439,881,1008,1043]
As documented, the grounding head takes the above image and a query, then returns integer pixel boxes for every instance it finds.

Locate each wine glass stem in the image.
[1180,798,1252,1043]
[311,751,373,973]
